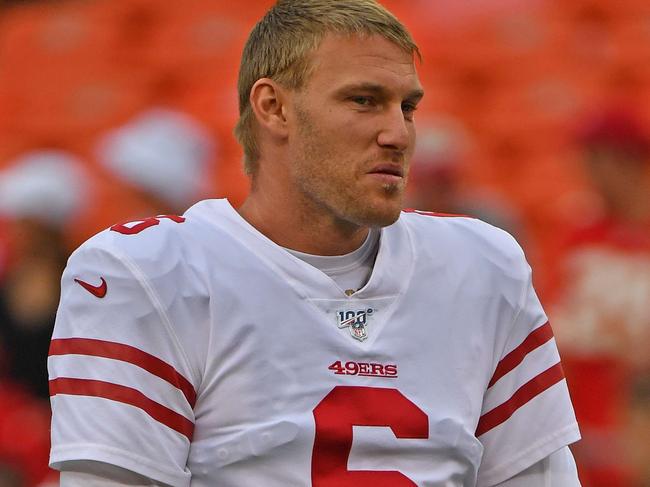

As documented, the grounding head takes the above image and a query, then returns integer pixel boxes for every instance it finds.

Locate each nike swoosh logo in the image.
[74,277,107,298]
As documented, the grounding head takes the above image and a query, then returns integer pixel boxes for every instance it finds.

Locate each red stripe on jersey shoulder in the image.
[402,208,474,218]
[475,362,565,437]
[488,322,554,388]
[49,338,196,408]
[49,378,194,441]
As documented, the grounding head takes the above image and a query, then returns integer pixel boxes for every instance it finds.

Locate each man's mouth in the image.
[366,164,405,189]
[368,164,404,178]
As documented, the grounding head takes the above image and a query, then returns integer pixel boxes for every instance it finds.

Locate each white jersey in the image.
[49,199,580,487]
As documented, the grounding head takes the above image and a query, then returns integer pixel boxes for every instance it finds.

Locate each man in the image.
[48,1,581,485]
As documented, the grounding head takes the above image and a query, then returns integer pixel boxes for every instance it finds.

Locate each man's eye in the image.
[402,103,418,121]
[351,96,373,106]
[402,102,418,114]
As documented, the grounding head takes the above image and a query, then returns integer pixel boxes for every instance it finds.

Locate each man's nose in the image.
[377,105,410,152]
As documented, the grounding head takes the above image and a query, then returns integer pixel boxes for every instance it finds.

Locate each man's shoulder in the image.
[400,209,523,255]
[70,199,228,276]
[399,208,528,279]
[73,214,187,266]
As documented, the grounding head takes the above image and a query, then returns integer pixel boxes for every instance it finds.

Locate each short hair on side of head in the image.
[234,0,420,176]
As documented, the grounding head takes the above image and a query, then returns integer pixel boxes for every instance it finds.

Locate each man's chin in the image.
[368,212,401,228]
[352,201,402,228]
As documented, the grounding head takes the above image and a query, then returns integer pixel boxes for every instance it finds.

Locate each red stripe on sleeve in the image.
[488,322,554,388]
[475,362,565,437]
[49,338,196,408]
[49,378,194,441]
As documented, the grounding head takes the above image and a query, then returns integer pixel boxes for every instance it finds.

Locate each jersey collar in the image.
[208,199,416,301]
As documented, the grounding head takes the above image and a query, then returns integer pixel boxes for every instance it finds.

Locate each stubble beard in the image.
[293,106,404,229]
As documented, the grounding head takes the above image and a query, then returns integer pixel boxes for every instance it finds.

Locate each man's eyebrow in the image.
[337,83,425,101]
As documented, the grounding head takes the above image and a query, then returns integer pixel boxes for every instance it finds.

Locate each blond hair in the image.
[234,0,420,175]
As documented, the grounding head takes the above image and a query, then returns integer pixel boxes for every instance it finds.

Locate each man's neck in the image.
[237,190,370,256]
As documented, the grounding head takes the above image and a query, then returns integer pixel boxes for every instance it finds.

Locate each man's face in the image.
[285,33,423,228]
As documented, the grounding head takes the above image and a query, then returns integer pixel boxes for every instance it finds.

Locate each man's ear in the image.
[250,78,289,139]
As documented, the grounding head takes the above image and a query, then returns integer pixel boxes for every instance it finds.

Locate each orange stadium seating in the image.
[0,0,650,260]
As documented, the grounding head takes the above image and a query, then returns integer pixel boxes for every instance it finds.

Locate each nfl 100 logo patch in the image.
[336,308,374,341]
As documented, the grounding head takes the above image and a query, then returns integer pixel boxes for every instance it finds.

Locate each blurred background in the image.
[0,0,649,485]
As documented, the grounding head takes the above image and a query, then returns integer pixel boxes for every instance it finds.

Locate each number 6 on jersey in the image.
[312,386,429,486]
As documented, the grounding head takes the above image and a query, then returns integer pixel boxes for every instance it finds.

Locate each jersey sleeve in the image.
[59,461,172,487]
[493,447,581,486]
[48,234,198,487]
[476,262,581,486]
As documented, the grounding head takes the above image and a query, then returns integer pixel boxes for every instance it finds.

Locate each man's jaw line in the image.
[239,182,373,256]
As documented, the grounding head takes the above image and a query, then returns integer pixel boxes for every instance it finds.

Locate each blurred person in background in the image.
[406,116,522,238]
[0,150,88,487]
[549,108,650,486]
[0,150,89,400]
[0,380,56,487]
[96,108,217,217]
